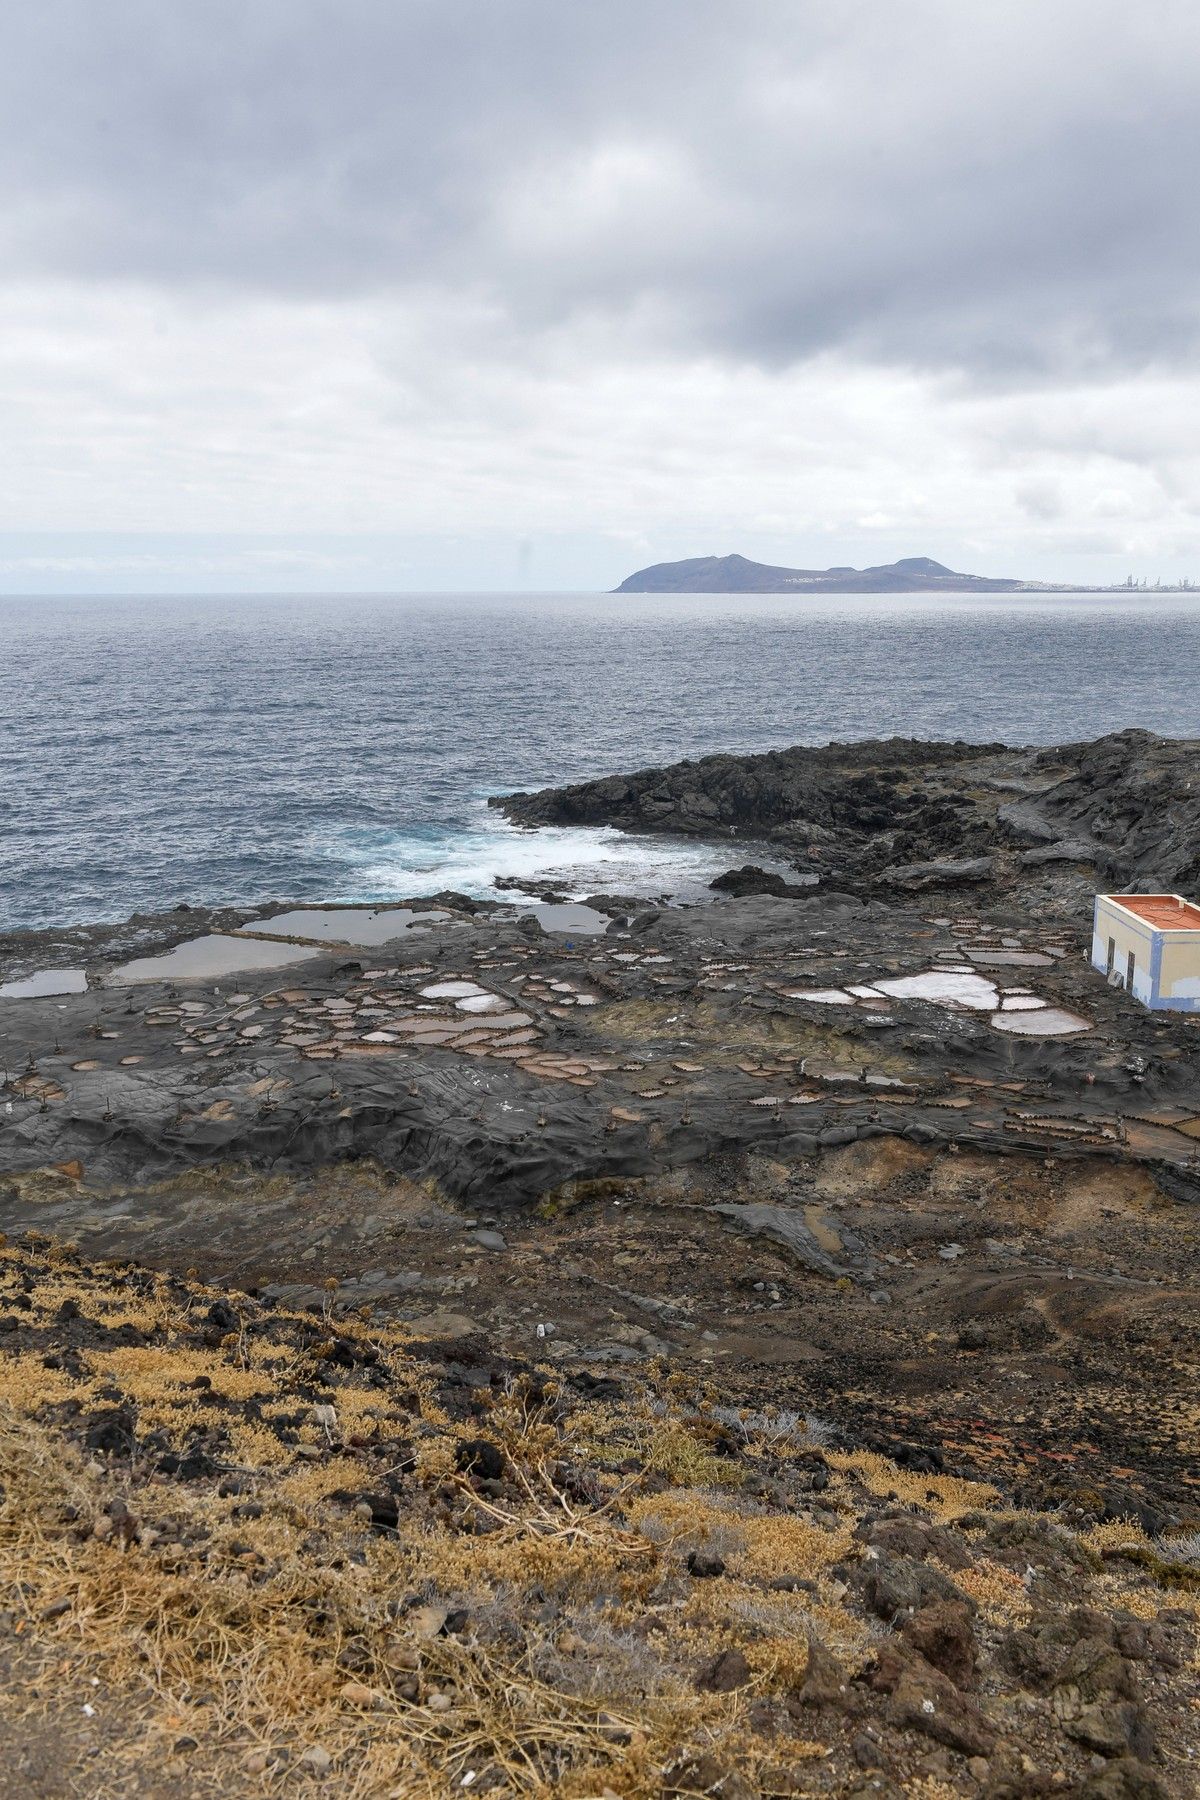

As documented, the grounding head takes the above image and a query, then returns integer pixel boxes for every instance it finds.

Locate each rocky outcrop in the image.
[493,737,994,838]
[493,729,1200,905]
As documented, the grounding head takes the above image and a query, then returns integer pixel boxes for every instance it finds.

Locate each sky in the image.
[1,0,1198,593]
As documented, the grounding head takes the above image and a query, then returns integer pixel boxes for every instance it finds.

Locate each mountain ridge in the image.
[614,551,1041,593]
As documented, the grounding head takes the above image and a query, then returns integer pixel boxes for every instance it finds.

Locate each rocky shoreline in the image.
[492,729,1200,916]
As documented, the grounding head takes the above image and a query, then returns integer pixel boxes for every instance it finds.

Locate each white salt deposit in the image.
[990,1007,1091,1035]
[419,981,487,999]
[454,994,510,1013]
[870,970,1000,1010]
[786,988,854,1004]
[966,948,1053,967]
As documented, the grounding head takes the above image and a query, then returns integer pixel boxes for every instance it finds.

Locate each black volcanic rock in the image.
[709,864,816,898]
[492,728,1200,906]
[613,551,1034,593]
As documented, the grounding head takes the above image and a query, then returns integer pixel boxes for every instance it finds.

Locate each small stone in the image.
[471,1229,507,1251]
[695,1647,751,1693]
[339,1680,377,1707]
[455,1439,505,1480]
[903,1599,977,1689]
[207,1298,239,1332]
[426,1691,453,1713]
[687,1549,726,1578]
[409,1602,450,1640]
[852,1732,882,1769]
[298,1744,334,1775]
[793,1634,852,1710]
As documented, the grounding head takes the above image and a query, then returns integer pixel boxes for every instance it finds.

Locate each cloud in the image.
[2,2,1197,377]
[0,2,1198,582]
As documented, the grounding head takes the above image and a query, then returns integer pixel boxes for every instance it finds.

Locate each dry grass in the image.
[2,1238,1197,1796]
[0,1404,671,1797]
[948,1557,1032,1627]
[0,1247,866,1796]
[826,1450,998,1521]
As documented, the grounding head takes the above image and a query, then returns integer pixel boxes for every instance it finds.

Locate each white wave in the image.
[314,810,748,903]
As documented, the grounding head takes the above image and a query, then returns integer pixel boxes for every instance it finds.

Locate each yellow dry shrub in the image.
[949,1557,1031,1626]
[1115,1585,1171,1622]
[827,1449,997,1519]
[226,1419,298,1470]
[641,1423,744,1488]
[85,1344,277,1404]
[629,1488,851,1583]
[1082,1518,1153,1556]
[278,1457,368,1506]
[413,1434,458,1482]
[0,1351,99,1415]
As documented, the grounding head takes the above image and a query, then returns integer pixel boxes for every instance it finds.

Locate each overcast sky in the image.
[1,1,1197,592]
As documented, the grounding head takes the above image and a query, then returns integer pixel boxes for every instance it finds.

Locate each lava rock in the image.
[695,1647,751,1693]
[455,1439,506,1481]
[902,1599,977,1689]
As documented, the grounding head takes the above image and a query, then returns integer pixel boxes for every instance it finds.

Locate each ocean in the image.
[2,589,1198,932]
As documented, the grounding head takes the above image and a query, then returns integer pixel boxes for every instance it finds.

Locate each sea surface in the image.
[2,590,1198,932]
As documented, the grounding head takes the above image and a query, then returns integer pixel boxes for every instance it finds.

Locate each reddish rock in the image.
[902,1598,977,1689]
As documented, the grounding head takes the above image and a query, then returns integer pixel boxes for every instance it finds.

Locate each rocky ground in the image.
[1,1236,1198,1798]
[3,732,1200,1794]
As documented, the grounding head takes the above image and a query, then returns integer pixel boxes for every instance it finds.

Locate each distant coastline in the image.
[614,551,1199,595]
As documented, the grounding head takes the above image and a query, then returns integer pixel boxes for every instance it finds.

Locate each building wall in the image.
[1091,896,1200,1011]
[1154,935,1200,1009]
[1091,898,1156,1004]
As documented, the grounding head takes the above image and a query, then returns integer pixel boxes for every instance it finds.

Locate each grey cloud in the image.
[1016,482,1065,522]
[0,1,1197,380]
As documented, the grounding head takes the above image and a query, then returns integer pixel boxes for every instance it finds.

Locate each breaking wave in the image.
[313,810,746,904]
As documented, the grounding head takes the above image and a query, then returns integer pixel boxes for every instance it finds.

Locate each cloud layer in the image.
[1,2,1197,586]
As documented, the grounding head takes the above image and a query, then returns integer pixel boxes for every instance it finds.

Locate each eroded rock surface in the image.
[494,729,1200,912]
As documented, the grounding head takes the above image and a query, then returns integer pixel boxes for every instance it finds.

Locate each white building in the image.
[1091,893,1200,1012]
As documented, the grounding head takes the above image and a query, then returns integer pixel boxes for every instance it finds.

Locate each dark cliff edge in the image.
[491,728,1200,907]
[614,552,1042,593]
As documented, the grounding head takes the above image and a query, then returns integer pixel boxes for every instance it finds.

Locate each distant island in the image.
[613,552,1193,594]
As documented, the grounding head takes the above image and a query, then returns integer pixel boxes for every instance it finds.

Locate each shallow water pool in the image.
[522,902,609,936]
[247,907,450,946]
[0,967,88,999]
[105,934,322,984]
